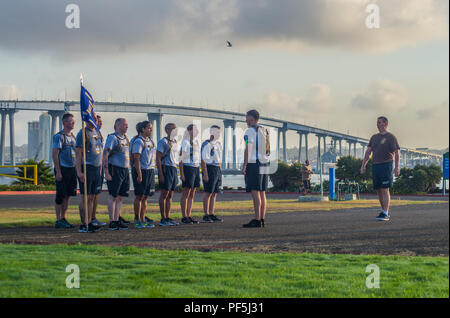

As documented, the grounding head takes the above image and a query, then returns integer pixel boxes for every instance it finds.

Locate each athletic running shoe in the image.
[61,218,75,228]
[243,219,261,228]
[88,223,101,232]
[189,217,199,224]
[119,216,130,225]
[180,217,190,224]
[181,217,192,224]
[91,218,106,227]
[167,218,179,226]
[375,212,390,221]
[109,221,119,231]
[143,222,155,228]
[135,221,145,229]
[159,218,171,226]
[145,216,155,224]
[54,220,67,229]
[117,222,128,230]
[209,215,223,223]
[78,224,88,233]
[201,215,213,223]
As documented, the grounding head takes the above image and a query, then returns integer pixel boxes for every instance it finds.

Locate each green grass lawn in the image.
[0,199,444,228]
[0,244,448,298]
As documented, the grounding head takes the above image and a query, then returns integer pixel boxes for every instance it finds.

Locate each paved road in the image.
[1,203,448,256]
[0,191,447,209]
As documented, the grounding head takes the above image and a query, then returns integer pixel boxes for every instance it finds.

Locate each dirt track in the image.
[0,202,448,256]
[0,191,447,209]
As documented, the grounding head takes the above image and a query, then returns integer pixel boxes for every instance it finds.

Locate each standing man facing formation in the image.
[301,160,313,195]
[179,124,201,224]
[52,113,77,229]
[201,125,223,223]
[361,116,400,221]
[104,118,131,230]
[75,116,103,233]
[241,109,270,228]
[156,123,179,226]
[131,121,156,229]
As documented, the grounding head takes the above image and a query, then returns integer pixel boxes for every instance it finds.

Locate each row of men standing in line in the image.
[52,109,270,232]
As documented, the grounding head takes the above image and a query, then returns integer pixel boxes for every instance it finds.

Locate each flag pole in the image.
[80,74,89,229]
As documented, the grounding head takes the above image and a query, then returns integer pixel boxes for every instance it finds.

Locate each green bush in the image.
[311,180,329,192]
[335,156,372,183]
[269,161,304,192]
[393,164,443,194]
[14,159,54,185]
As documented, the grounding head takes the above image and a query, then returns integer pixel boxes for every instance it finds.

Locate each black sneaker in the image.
[109,221,119,231]
[243,219,261,228]
[181,217,192,224]
[201,215,213,223]
[145,216,155,224]
[209,215,223,222]
[78,224,88,233]
[375,212,390,221]
[118,216,130,225]
[61,218,75,228]
[91,218,106,227]
[189,217,199,224]
[261,219,265,227]
[55,219,67,229]
[117,222,128,230]
[88,223,101,232]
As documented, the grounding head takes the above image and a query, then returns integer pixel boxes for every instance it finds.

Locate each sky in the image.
[0,0,448,150]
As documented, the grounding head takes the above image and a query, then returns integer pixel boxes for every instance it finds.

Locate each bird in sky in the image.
[226,41,232,47]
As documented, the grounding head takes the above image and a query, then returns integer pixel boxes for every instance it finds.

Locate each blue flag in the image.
[80,85,99,131]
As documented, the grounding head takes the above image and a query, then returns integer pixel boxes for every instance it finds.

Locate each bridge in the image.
[0,100,444,171]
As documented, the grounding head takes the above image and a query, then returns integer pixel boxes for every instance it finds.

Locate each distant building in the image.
[27,121,40,159]
[39,113,51,162]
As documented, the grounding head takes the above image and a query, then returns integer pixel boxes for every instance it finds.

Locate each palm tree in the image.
[14,159,54,185]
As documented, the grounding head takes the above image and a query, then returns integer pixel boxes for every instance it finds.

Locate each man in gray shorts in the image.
[361,116,400,221]
[103,118,131,230]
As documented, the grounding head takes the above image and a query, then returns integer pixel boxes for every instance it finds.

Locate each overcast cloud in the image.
[0,0,448,60]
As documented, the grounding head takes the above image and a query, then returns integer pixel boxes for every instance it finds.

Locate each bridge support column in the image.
[277,129,281,160]
[222,120,233,169]
[282,125,287,163]
[305,133,309,162]
[223,120,236,169]
[323,136,327,154]
[316,135,321,172]
[339,139,342,156]
[361,144,366,159]
[58,113,64,132]
[48,111,65,165]
[0,110,6,165]
[353,142,357,158]
[147,113,163,143]
[8,110,16,165]
[297,132,303,163]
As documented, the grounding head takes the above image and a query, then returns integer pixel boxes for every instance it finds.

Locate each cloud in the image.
[0,0,447,60]
[297,83,332,112]
[350,79,409,112]
[261,83,332,122]
[0,85,20,99]
[416,100,449,120]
